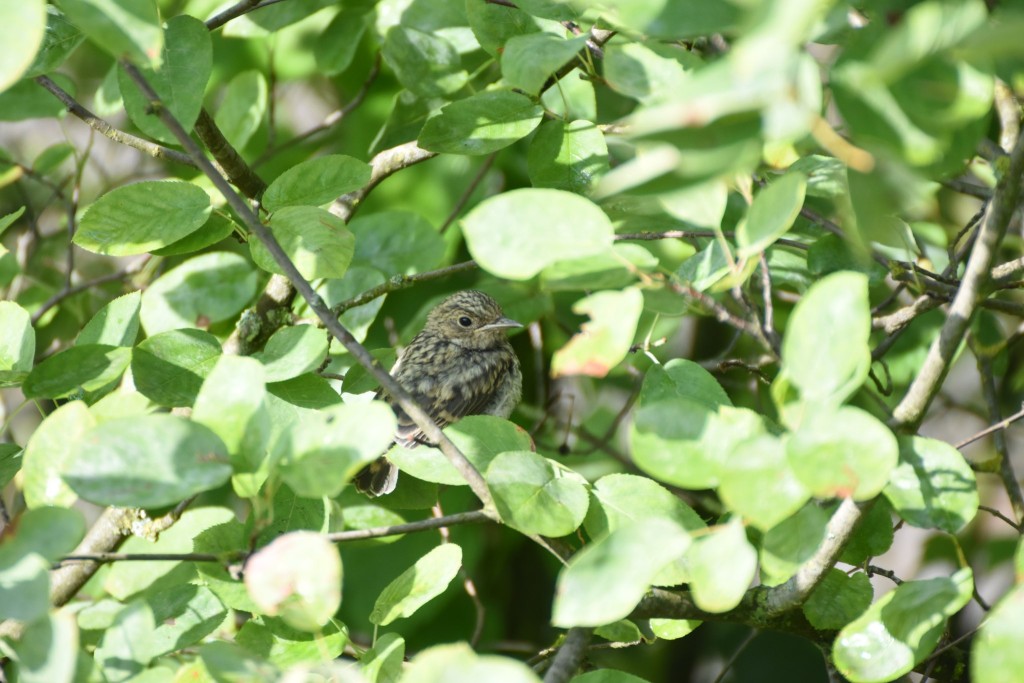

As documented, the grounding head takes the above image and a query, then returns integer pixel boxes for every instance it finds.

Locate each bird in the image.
[354,290,523,496]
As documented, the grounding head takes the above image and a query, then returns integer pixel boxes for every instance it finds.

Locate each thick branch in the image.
[194,109,267,199]
[543,628,592,683]
[120,61,496,512]
[891,128,1024,430]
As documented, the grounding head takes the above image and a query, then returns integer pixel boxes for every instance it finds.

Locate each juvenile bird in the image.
[354,290,523,496]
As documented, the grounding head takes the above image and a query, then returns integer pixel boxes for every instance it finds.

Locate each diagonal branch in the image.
[891,129,1024,430]
[35,75,195,167]
[120,60,496,512]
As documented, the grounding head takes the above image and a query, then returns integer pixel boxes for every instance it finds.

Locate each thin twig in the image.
[955,402,1024,449]
[120,60,496,511]
[35,76,195,167]
[616,230,809,252]
[713,630,759,683]
[977,505,1022,532]
[30,256,150,324]
[331,142,439,221]
[331,261,478,315]
[866,565,903,585]
[432,504,486,647]
[440,153,497,234]
[974,347,1024,525]
[206,0,288,30]
[254,53,383,167]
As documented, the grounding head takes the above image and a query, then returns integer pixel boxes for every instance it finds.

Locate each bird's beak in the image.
[480,316,523,331]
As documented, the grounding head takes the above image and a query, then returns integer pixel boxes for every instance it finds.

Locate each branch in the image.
[194,109,267,199]
[331,142,438,221]
[616,230,809,252]
[974,347,1024,525]
[331,261,478,315]
[891,128,1024,430]
[542,628,592,683]
[34,76,195,167]
[30,256,150,325]
[206,0,286,31]
[120,60,496,512]
[52,510,493,566]
[759,497,868,615]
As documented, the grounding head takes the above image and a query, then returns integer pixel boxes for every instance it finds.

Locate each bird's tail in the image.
[353,455,399,497]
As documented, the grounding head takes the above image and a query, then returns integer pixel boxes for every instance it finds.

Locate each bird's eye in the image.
[458,316,473,328]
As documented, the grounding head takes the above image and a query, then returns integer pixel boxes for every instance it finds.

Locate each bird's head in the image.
[425,290,522,349]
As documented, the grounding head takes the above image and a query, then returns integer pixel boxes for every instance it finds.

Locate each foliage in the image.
[2,0,1024,681]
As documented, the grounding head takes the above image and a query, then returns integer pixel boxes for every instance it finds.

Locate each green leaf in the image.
[131,328,222,407]
[787,406,899,500]
[10,613,79,683]
[250,206,355,280]
[245,531,341,632]
[262,155,371,212]
[278,401,396,498]
[13,506,86,562]
[630,398,719,489]
[716,434,811,531]
[348,211,445,274]
[603,41,692,105]
[590,0,740,39]
[584,473,705,585]
[487,451,589,536]
[57,0,162,67]
[803,569,872,631]
[22,400,93,508]
[149,212,237,257]
[382,25,467,98]
[139,251,257,335]
[94,600,154,682]
[235,616,348,668]
[639,359,731,409]
[463,188,614,279]
[145,584,227,659]
[0,444,20,489]
[883,436,979,534]
[0,300,34,386]
[360,632,405,683]
[117,15,211,143]
[199,642,279,681]
[403,643,540,683]
[737,172,807,257]
[839,497,896,566]
[540,243,656,291]
[552,519,690,627]
[77,290,141,347]
[0,548,49,621]
[252,325,328,383]
[834,568,973,683]
[192,356,269,495]
[675,239,732,291]
[686,519,757,613]
[24,6,85,79]
[65,414,231,508]
[552,288,642,378]
[780,271,871,407]
[0,0,47,94]
[370,543,462,626]
[0,206,26,237]
[971,583,1024,683]
[759,503,828,586]
[501,33,588,95]
[790,154,847,198]
[0,75,73,120]
[572,672,652,683]
[214,70,267,150]
[22,344,131,400]
[74,180,212,256]
[528,120,609,194]
[419,90,544,155]
[466,1,554,57]
[315,9,370,76]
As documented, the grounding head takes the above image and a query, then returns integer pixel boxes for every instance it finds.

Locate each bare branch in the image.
[331,142,438,221]
[542,628,592,683]
[331,261,478,316]
[35,76,194,167]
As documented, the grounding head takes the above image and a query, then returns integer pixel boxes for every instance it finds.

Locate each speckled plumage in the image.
[354,290,523,496]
